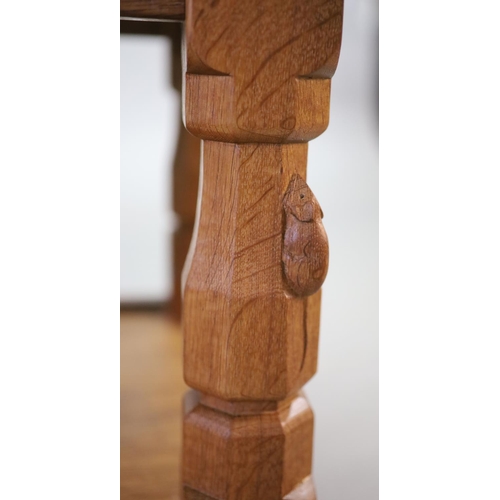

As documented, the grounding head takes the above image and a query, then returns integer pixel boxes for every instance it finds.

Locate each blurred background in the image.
[121,0,378,498]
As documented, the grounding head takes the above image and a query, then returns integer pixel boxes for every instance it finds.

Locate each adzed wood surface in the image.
[183,0,343,143]
[180,0,343,497]
[183,142,322,401]
[183,391,314,499]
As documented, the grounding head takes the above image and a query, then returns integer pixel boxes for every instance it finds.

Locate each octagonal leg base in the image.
[182,391,315,500]
[184,476,316,499]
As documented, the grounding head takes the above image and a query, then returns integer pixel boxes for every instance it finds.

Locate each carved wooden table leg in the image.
[181,1,343,498]
[171,124,200,318]
[169,25,201,319]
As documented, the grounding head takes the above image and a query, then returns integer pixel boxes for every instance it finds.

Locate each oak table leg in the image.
[171,124,200,319]
[120,21,201,318]
[169,25,201,319]
[181,1,343,498]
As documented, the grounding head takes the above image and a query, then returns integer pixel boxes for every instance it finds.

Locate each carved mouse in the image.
[282,174,329,297]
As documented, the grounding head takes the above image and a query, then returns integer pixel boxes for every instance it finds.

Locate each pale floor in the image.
[121,311,186,500]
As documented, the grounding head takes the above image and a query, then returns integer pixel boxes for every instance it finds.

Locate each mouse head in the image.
[283,174,323,222]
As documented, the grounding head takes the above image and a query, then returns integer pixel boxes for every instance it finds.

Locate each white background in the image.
[1,0,500,499]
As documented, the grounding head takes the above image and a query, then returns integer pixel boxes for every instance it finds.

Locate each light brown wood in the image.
[199,392,297,416]
[120,0,185,21]
[183,0,343,143]
[183,391,314,500]
[169,25,201,319]
[283,174,329,297]
[183,142,322,401]
[181,0,343,497]
[121,311,187,500]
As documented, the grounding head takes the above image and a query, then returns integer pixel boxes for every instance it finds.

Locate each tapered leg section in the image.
[168,25,201,319]
[181,0,344,496]
[171,125,200,319]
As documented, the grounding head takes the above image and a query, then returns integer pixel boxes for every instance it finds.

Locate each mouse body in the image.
[282,174,329,297]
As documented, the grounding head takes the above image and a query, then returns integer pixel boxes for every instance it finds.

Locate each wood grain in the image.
[121,311,188,500]
[183,391,314,499]
[184,0,343,143]
[170,26,201,319]
[120,0,185,21]
[183,141,321,401]
[282,174,329,297]
[181,0,343,497]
